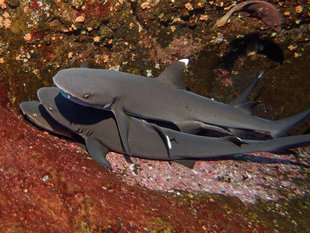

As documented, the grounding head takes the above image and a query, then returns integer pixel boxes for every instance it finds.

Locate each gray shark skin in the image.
[19,87,309,169]
[19,72,261,141]
[19,101,74,138]
[19,101,87,150]
[53,60,310,155]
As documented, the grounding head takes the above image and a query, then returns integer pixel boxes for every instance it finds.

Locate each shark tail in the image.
[271,109,310,138]
[267,134,310,153]
[245,134,310,154]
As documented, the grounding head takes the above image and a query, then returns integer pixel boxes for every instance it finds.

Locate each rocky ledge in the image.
[0,0,309,232]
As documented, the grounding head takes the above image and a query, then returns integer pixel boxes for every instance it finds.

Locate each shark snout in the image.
[52,68,78,92]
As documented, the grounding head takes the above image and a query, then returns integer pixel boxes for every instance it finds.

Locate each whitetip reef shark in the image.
[53,59,310,155]
[19,87,310,169]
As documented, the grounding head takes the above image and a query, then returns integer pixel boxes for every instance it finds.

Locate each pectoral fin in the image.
[149,123,172,158]
[85,138,112,169]
[112,108,131,155]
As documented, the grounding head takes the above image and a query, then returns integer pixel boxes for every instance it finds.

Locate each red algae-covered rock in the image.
[0,81,9,107]
[0,0,309,231]
[0,107,203,231]
[107,149,310,204]
[1,106,279,232]
[0,106,277,232]
[1,106,309,232]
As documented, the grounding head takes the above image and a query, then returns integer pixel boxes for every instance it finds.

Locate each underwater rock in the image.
[6,0,20,8]
[0,104,309,231]
[0,0,309,231]
[0,105,278,232]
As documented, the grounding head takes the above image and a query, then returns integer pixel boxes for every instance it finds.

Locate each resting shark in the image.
[19,101,87,150]
[19,87,310,169]
[20,73,261,141]
[20,101,74,138]
[53,59,310,155]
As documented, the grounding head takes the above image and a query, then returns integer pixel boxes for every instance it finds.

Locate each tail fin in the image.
[263,134,310,153]
[271,109,310,138]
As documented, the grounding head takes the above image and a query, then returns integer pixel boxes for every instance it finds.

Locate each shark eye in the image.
[48,106,54,111]
[83,93,90,99]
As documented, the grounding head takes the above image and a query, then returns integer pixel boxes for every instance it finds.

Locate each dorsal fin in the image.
[156,59,188,89]
[234,101,260,115]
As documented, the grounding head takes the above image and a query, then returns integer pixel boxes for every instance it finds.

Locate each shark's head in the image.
[38,86,112,127]
[37,87,65,122]
[37,87,83,132]
[19,99,74,138]
[53,68,120,110]
[19,101,54,131]
[38,87,87,137]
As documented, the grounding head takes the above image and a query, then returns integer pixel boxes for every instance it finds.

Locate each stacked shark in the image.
[20,59,310,169]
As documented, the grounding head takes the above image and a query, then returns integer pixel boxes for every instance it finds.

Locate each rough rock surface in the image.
[1,106,275,232]
[0,0,309,232]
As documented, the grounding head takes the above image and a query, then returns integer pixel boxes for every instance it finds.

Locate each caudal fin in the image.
[264,134,310,153]
[271,109,310,138]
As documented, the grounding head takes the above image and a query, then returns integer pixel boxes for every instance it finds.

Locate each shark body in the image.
[19,87,310,169]
[53,60,310,155]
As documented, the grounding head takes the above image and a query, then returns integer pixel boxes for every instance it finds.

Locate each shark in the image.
[19,72,260,140]
[20,101,75,138]
[19,87,310,169]
[19,101,87,150]
[53,59,310,155]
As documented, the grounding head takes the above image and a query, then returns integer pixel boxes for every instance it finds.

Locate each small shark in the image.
[53,59,310,155]
[19,101,74,138]
[19,87,310,169]
[19,101,86,150]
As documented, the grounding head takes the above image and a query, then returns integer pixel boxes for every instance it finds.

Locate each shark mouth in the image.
[59,90,112,111]
[60,90,72,100]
